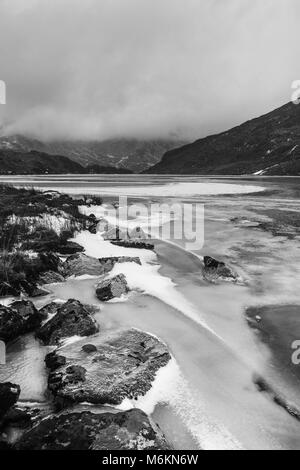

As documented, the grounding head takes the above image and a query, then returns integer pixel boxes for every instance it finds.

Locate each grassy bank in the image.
[0,184,102,296]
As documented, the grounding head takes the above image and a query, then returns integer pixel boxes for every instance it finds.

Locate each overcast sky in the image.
[0,0,299,142]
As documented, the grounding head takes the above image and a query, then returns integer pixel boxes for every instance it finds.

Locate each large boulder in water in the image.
[46,329,171,407]
[0,301,43,343]
[9,300,43,332]
[203,256,239,283]
[14,409,170,450]
[0,382,21,419]
[36,299,99,345]
[96,274,129,301]
[0,305,25,342]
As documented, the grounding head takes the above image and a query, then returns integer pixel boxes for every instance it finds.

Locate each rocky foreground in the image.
[0,184,248,450]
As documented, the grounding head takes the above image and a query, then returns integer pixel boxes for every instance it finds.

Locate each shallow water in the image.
[1,175,300,449]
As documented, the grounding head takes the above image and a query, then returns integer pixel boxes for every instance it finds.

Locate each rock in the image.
[47,329,171,407]
[128,226,147,239]
[29,286,50,298]
[38,302,60,321]
[96,274,129,301]
[0,305,25,343]
[36,299,99,345]
[98,256,141,273]
[45,351,67,371]
[38,271,65,285]
[10,300,43,331]
[38,252,62,273]
[111,240,154,250]
[82,344,98,353]
[87,222,98,234]
[3,407,32,429]
[58,242,84,255]
[203,256,239,283]
[0,282,20,297]
[0,383,21,419]
[64,253,141,278]
[19,280,49,297]
[15,409,170,450]
[86,216,99,234]
[63,253,105,277]
[102,226,128,241]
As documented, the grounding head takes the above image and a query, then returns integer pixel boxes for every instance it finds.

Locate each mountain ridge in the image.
[145,101,300,175]
[0,149,133,175]
[0,135,186,173]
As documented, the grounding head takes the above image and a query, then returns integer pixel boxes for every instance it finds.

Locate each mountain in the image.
[0,149,133,175]
[145,102,300,175]
[0,136,186,173]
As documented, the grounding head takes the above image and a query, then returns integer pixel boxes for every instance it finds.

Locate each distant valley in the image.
[0,136,186,173]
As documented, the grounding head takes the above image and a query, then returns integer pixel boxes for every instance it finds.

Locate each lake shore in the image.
[1,176,300,449]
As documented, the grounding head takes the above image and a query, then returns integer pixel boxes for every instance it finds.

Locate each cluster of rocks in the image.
[202,256,241,284]
[0,211,173,449]
[0,294,172,450]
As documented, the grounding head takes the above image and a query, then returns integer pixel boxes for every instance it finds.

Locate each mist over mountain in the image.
[1,0,299,143]
[0,135,186,172]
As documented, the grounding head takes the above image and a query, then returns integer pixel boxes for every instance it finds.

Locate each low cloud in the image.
[0,0,299,141]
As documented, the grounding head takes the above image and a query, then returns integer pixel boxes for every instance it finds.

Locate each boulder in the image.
[203,256,238,283]
[45,351,66,371]
[58,242,84,255]
[64,253,141,278]
[128,226,147,239]
[3,407,33,429]
[102,226,127,241]
[15,409,170,450]
[10,300,43,331]
[0,383,21,419]
[38,271,65,285]
[36,299,99,345]
[0,305,26,343]
[19,280,49,298]
[98,256,141,273]
[46,329,171,407]
[38,252,62,273]
[111,240,154,250]
[63,253,105,277]
[82,344,98,354]
[96,274,129,301]
[0,282,20,297]
[38,302,60,321]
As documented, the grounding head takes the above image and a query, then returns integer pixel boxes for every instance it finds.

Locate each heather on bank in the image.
[0,184,103,296]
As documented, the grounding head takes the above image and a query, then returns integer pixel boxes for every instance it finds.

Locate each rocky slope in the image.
[0,136,186,173]
[146,101,300,175]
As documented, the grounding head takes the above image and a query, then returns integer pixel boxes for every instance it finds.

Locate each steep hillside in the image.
[145,102,300,175]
